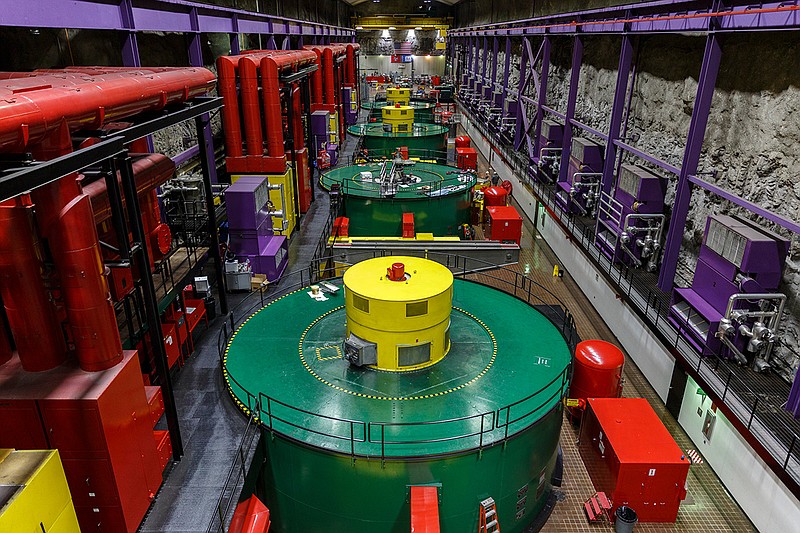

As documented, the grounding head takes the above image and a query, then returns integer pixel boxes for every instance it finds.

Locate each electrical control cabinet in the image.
[579,398,690,523]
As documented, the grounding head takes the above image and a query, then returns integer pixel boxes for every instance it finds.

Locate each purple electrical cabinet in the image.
[536,119,564,183]
[556,137,604,215]
[595,164,667,271]
[342,87,357,125]
[311,109,331,163]
[225,176,288,281]
[668,214,789,365]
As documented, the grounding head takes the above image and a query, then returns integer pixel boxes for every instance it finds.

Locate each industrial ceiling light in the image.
[356,25,363,30]
[415,27,422,30]
[388,26,396,30]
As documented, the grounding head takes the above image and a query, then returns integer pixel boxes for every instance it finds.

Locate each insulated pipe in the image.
[28,124,123,372]
[82,153,176,225]
[0,199,67,371]
[309,48,324,107]
[0,302,12,366]
[217,56,244,158]
[239,56,264,157]
[291,85,304,151]
[259,50,317,159]
[0,68,216,152]
[323,47,335,107]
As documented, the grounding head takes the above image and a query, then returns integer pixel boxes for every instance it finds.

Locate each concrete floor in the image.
[140,127,755,532]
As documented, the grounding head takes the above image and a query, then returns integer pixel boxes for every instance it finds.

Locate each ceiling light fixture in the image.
[388,26,396,30]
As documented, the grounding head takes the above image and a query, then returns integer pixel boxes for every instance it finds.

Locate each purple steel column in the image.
[120,0,141,67]
[532,36,551,161]
[481,36,489,86]
[281,35,290,50]
[788,377,800,417]
[230,13,241,55]
[472,36,480,90]
[600,34,635,195]
[500,37,511,115]
[513,37,530,151]
[658,33,723,290]
[559,35,583,183]
[491,37,499,90]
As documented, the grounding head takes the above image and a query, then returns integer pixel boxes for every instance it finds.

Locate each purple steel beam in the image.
[532,36,551,163]
[601,34,635,195]
[501,36,512,112]
[570,118,608,141]
[613,139,681,176]
[658,33,722,290]
[513,37,530,151]
[541,104,566,120]
[558,35,583,184]
[449,1,800,36]
[0,0,354,36]
[687,174,800,235]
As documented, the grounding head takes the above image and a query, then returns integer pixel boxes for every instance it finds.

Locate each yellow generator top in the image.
[386,87,411,106]
[381,105,414,133]
[343,256,453,371]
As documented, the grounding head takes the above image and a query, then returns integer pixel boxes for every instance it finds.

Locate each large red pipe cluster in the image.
[304,45,347,140]
[217,50,316,175]
[0,67,215,373]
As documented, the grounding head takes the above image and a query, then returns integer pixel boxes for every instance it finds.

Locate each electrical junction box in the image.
[344,333,378,367]
[579,398,690,523]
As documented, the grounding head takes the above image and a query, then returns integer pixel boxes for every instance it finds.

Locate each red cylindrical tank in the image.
[455,136,470,148]
[483,186,508,207]
[431,75,441,86]
[568,340,625,420]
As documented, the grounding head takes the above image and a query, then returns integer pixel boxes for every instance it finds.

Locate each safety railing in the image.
[217,254,576,465]
[455,99,800,489]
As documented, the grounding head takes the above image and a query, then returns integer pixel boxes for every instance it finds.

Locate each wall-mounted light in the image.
[388,26,396,30]
[356,26,363,30]
[415,27,422,31]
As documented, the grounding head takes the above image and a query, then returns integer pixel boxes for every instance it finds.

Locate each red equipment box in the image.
[456,147,477,171]
[579,398,690,523]
[0,351,163,532]
[455,135,471,148]
[145,385,165,427]
[486,206,523,245]
[402,213,415,238]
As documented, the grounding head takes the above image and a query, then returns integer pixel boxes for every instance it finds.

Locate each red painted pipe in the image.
[308,48,324,107]
[0,68,216,152]
[291,85,304,152]
[322,48,335,108]
[217,56,244,158]
[0,199,67,371]
[239,56,265,157]
[0,304,12,366]
[260,50,316,159]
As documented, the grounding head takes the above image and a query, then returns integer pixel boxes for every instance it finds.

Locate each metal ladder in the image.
[478,497,500,533]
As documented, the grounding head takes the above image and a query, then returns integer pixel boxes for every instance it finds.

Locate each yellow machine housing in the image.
[0,449,81,533]
[232,165,298,238]
[386,87,411,106]
[329,113,340,143]
[343,256,453,371]
[382,105,415,133]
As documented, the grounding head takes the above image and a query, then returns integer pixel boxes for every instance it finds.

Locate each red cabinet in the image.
[486,206,523,245]
[0,351,163,533]
[579,398,690,523]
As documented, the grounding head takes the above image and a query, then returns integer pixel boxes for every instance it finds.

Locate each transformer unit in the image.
[669,215,789,369]
[556,137,604,215]
[595,164,667,272]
